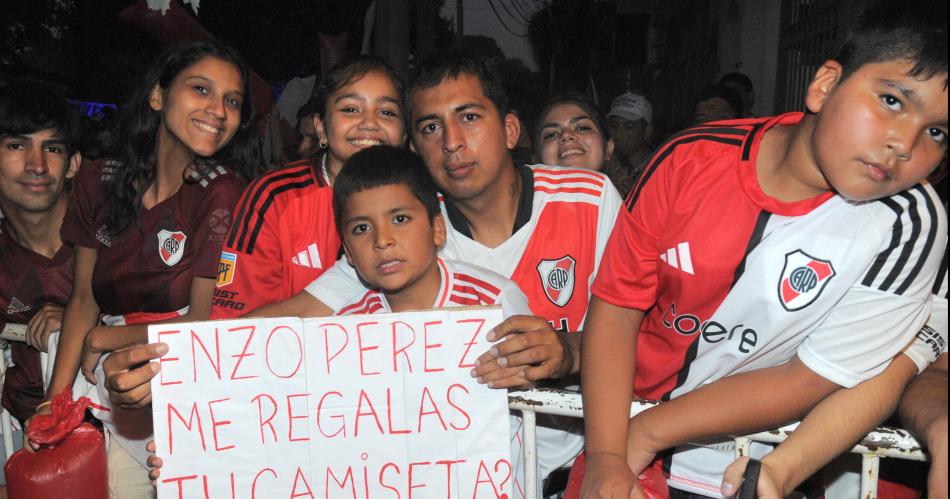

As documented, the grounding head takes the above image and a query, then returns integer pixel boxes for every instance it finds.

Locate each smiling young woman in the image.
[36,40,260,498]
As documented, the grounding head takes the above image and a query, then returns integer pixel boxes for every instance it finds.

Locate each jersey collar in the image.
[442,164,535,240]
[739,112,836,216]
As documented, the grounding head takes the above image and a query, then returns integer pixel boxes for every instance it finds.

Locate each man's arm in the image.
[719,353,920,497]
[899,353,948,499]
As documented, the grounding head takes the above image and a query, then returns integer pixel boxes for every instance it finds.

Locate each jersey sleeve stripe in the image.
[532,170,606,188]
[244,178,316,254]
[453,273,502,296]
[878,191,924,292]
[626,134,745,211]
[861,197,904,288]
[534,186,603,198]
[933,249,948,298]
[451,285,499,305]
[895,186,940,295]
[228,164,314,250]
[862,187,940,294]
[448,295,482,307]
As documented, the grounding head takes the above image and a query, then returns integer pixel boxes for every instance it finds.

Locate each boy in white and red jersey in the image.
[576,1,948,497]
[0,81,81,424]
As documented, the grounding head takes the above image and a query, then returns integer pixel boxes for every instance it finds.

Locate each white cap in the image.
[607,92,652,125]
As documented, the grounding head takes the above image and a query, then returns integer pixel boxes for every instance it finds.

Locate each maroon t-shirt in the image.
[61,159,245,316]
[0,226,73,422]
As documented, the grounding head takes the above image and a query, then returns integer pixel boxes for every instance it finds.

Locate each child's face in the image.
[315,71,406,173]
[808,59,948,201]
[341,184,446,294]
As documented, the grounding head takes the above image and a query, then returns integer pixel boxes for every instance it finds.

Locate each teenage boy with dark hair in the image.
[576,0,947,497]
[0,80,81,425]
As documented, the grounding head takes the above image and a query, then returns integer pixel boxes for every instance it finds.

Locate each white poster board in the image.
[149,307,513,498]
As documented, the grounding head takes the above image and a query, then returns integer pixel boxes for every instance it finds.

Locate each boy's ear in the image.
[432,214,447,249]
[341,240,355,267]
[409,140,417,153]
[605,138,615,162]
[66,151,82,179]
[805,60,844,114]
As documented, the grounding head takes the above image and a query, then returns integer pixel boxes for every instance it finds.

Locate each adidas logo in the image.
[95,225,112,247]
[6,297,31,314]
[291,243,323,269]
[660,242,694,275]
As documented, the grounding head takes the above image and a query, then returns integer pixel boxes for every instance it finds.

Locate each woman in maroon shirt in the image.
[33,40,260,497]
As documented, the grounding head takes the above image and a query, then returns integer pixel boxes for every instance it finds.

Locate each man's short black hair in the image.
[0,79,80,154]
[837,0,947,83]
[409,52,509,117]
[333,146,441,234]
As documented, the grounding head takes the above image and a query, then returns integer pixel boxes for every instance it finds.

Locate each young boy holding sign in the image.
[281,144,542,497]
[329,145,531,317]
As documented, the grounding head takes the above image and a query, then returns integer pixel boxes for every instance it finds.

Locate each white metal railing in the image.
[0,327,927,497]
[508,387,928,499]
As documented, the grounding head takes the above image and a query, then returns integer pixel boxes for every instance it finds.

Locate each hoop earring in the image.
[319,138,328,149]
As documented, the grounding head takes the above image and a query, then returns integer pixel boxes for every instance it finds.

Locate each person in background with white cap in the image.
[606,92,654,190]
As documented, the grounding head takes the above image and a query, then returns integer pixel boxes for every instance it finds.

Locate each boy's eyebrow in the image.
[881,80,921,107]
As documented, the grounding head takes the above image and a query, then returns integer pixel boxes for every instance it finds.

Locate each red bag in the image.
[4,389,108,499]
[563,452,671,499]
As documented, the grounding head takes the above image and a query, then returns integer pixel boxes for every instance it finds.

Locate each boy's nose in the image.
[25,144,49,176]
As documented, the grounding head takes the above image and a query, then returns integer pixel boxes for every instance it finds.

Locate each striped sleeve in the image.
[226,161,317,255]
[860,185,943,296]
[799,186,947,387]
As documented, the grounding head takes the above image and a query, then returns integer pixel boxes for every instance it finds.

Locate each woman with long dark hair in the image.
[34,40,259,497]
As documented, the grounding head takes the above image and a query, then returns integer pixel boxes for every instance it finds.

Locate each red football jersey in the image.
[210,159,339,318]
[61,159,245,315]
[0,228,73,422]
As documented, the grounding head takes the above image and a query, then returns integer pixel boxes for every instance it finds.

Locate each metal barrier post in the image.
[734,436,753,458]
[523,409,539,499]
[861,454,880,499]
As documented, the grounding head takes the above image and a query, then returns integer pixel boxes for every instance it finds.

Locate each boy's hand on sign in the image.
[103,342,167,409]
[472,315,572,389]
[722,457,783,499]
[26,303,64,352]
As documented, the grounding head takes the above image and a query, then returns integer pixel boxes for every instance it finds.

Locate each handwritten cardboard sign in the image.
[149,307,513,498]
